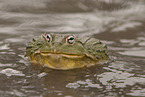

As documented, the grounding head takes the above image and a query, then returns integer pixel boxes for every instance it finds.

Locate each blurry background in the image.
[0,0,145,97]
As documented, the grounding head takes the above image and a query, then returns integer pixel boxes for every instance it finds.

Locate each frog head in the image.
[26,33,110,70]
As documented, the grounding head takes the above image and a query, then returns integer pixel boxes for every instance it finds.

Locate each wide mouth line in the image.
[39,52,85,58]
[41,53,85,58]
[40,52,83,56]
[33,51,94,59]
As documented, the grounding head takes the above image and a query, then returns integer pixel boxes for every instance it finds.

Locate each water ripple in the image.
[0,68,25,77]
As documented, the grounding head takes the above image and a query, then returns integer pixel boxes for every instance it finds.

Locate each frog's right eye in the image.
[66,35,75,44]
[43,34,52,43]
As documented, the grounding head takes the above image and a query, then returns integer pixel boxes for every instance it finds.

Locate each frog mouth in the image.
[33,51,85,58]
[41,53,85,58]
[31,51,97,70]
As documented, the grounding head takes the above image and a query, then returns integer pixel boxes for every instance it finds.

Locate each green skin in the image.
[26,33,110,70]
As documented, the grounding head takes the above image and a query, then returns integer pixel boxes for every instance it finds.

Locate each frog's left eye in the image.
[43,34,52,43]
[67,35,75,44]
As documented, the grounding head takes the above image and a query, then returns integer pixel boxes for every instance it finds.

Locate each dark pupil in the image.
[68,37,74,44]
[69,37,74,40]
[47,35,50,39]
[46,35,50,42]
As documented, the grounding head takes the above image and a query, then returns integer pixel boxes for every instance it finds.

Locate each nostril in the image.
[51,42,54,45]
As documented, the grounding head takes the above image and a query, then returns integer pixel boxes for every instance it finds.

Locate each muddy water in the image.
[0,0,145,97]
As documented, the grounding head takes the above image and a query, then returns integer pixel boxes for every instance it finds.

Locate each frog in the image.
[26,33,110,70]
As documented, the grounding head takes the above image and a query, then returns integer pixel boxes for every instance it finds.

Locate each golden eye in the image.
[67,35,75,44]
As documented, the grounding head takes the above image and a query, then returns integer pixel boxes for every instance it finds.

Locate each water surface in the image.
[0,0,145,97]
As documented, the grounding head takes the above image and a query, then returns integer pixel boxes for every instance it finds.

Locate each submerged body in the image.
[26,33,110,70]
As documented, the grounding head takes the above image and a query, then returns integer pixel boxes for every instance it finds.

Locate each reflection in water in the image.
[127,88,145,96]
[66,79,103,89]
[119,50,145,57]
[66,61,145,96]
[0,68,25,77]
[0,0,145,97]
[119,37,145,57]
[99,66,145,88]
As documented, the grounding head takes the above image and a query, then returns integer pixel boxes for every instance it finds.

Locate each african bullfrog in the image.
[26,33,110,70]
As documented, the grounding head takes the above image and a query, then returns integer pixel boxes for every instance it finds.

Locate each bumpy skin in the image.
[26,33,110,70]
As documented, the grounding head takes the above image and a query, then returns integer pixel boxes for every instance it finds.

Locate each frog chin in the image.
[31,53,97,70]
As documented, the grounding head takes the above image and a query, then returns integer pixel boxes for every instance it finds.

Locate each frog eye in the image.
[66,35,75,44]
[43,34,52,43]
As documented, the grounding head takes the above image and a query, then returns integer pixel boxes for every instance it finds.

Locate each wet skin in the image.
[26,33,110,70]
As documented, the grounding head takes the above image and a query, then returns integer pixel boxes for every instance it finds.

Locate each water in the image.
[0,0,145,97]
